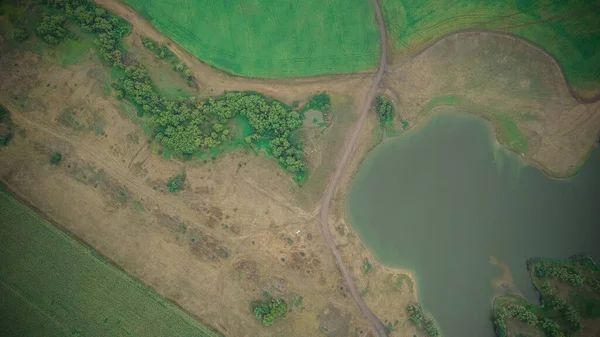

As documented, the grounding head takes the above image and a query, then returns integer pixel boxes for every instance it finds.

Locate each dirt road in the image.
[319,0,389,336]
[97,0,390,334]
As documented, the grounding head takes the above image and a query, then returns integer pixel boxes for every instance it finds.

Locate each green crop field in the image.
[122,0,380,78]
[381,0,600,91]
[0,188,220,337]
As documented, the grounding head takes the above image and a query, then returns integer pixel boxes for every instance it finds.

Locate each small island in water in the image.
[493,254,600,337]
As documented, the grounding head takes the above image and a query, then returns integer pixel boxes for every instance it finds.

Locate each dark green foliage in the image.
[374,95,394,124]
[36,14,67,44]
[303,92,331,116]
[406,304,439,336]
[141,37,173,59]
[35,0,305,181]
[167,172,186,192]
[252,298,288,326]
[12,27,29,42]
[0,105,14,147]
[50,152,62,165]
[115,64,306,179]
[44,0,129,67]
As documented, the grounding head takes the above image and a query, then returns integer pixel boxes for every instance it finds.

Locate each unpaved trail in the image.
[319,0,389,336]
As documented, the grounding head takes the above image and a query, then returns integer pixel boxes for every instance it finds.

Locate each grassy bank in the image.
[0,187,220,337]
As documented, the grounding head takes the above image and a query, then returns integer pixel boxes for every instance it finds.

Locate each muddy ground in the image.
[1,5,599,337]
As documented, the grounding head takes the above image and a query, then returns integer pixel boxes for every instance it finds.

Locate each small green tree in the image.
[50,152,62,165]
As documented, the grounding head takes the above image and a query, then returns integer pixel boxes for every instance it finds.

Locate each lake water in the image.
[347,113,600,337]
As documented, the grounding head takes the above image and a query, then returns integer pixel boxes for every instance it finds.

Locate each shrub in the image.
[50,152,62,165]
[12,28,29,42]
[374,95,394,124]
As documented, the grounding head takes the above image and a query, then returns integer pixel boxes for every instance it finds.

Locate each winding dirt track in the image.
[319,0,389,336]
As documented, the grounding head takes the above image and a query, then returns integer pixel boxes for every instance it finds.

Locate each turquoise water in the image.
[348,113,600,336]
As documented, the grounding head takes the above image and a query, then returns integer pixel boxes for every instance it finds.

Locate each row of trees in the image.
[141,37,196,87]
[407,304,439,336]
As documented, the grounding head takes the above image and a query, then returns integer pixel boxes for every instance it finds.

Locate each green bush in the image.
[0,105,13,147]
[252,298,288,326]
[50,152,62,165]
[303,92,331,116]
[406,304,439,336]
[167,172,186,192]
[12,27,29,42]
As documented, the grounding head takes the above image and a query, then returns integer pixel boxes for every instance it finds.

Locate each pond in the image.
[347,112,600,336]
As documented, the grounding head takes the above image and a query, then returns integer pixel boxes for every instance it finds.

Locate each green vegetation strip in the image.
[0,188,220,337]
[381,0,600,90]
[122,0,380,78]
[21,0,318,181]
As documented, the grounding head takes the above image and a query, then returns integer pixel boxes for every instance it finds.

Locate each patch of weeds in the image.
[50,152,62,165]
[57,108,84,130]
[132,200,144,213]
[299,251,305,257]
[126,132,140,144]
[286,237,293,244]
[360,287,369,297]
[364,258,372,274]
[496,115,528,154]
[293,295,303,307]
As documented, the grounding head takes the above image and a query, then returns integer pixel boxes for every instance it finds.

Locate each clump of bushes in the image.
[12,27,29,42]
[167,172,186,192]
[36,14,67,44]
[252,298,288,326]
[114,63,306,180]
[50,152,62,165]
[0,105,13,147]
[45,0,129,67]
[407,304,439,336]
